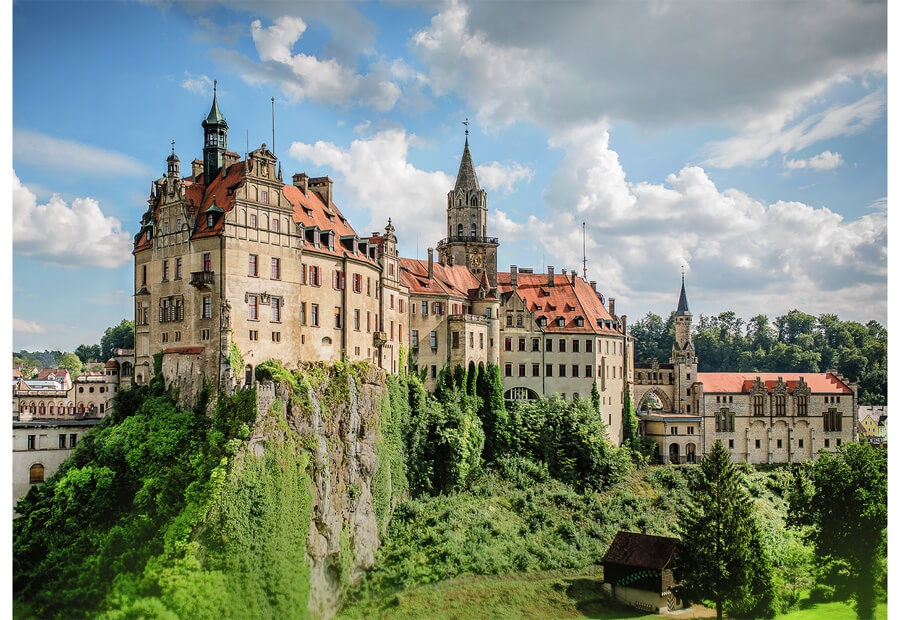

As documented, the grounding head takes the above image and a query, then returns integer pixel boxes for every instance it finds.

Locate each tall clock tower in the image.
[437,127,499,288]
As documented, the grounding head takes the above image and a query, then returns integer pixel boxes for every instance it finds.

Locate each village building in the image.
[633,278,858,463]
[601,530,682,614]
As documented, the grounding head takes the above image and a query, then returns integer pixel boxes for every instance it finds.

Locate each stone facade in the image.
[135,90,634,445]
[635,281,857,463]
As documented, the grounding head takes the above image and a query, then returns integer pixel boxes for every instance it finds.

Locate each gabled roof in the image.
[399,258,485,300]
[497,271,619,334]
[698,372,853,395]
[602,531,678,571]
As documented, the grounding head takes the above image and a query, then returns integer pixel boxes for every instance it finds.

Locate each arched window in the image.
[29,464,44,484]
[471,223,477,237]
[457,223,463,237]
[38,403,45,415]
[78,404,85,413]
[244,365,253,385]
[472,196,479,207]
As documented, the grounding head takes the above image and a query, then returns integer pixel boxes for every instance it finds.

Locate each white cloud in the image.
[216,17,402,111]
[410,1,886,142]
[784,150,845,171]
[181,72,214,95]
[12,173,134,269]
[13,318,44,334]
[289,129,453,251]
[476,162,533,194]
[703,90,884,168]
[508,125,886,323]
[14,129,151,177]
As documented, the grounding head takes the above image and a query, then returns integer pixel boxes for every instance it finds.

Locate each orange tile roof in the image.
[134,159,377,266]
[698,372,853,394]
[497,271,619,334]
[399,258,484,299]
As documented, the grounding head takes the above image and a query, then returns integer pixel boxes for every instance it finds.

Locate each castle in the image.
[132,89,630,443]
[131,89,857,460]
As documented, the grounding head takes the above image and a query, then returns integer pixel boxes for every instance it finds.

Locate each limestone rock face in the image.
[258,365,385,619]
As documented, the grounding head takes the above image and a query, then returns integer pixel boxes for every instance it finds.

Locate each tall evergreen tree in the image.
[788,443,887,620]
[475,363,509,462]
[674,441,777,619]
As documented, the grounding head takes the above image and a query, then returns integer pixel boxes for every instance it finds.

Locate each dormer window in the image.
[575,316,584,327]
[207,214,215,228]
[556,316,565,327]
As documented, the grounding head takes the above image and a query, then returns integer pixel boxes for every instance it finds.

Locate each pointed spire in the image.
[205,80,226,125]
[675,271,690,316]
[454,118,480,192]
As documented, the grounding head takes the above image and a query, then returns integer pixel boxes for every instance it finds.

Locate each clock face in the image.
[470,252,483,268]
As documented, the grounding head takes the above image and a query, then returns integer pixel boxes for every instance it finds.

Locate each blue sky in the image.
[10,0,888,353]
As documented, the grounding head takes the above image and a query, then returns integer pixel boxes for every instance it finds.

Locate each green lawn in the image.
[339,569,887,620]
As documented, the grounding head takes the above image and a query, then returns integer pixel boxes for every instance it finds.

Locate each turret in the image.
[202,81,228,183]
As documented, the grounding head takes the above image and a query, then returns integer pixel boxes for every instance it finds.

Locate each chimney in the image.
[192,158,203,180]
[548,266,555,287]
[590,280,597,291]
[309,176,333,207]
[571,271,577,286]
[427,248,434,280]
[609,298,616,318]
[292,172,309,196]
[510,265,518,289]
[621,314,627,335]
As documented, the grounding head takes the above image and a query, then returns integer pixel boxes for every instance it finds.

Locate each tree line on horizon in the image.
[13,319,135,379]
[630,309,887,405]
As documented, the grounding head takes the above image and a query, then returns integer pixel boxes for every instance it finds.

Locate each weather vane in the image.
[463,117,469,137]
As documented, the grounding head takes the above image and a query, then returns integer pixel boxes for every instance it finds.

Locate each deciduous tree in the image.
[788,443,887,620]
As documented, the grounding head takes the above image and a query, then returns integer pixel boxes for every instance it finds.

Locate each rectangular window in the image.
[311,304,319,327]
[431,365,437,379]
[505,337,512,352]
[572,365,579,377]
[309,265,321,286]
[203,252,212,271]
[546,339,553,352]
[353,273,362,293]
[272,331,281,342]
[201,328,210,341]
[334,307,342,329]
[27,435,35,450]
[69,434,77,447]
[248,295,258,320]
[300,302,307,325]
[799,439,805,448]
[249,330,258,341]
[250,213,257,228]
[452,332,460,349]
[333,270,346,290]
[174,331,182,342]
[728,439,734,449]
[572,339,579,353]
[559,339,566,353]
[585,365,593,377]
[586,340,593,353]
[480,333,484,349]
[670,427,678,435]
[390,294,395,309]
[545,364,553,377]
[270,298,281,322]
[687,426,695,435]
[175,258,182,279]
[755,439,761,449]
[559,364,566,377]
[366,311,371,332]
[271,217,279,232]
[354,309,361,331]
[249,254,258,277]
[532,338,540,352]
[58,434,66,449]
[532,363,540,377]
[260,190,268,204]
[777,439,783,449]
[162,260,169,281]
[421,301,428,315]
[162,332,169,343]
[797,395,808,416]
[518,338,526,352]
[411,330,419,347]
[505,363,512,377]
[271,258,281,280]
[518,364,526,377]
[202,296,212,319]
[430,331,437,348]
[825,439,830,448]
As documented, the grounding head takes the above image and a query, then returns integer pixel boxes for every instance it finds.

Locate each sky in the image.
[9,0,889,353]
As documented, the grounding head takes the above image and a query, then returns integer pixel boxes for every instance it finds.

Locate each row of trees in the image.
[13,319,135,379]
[676,441,887,620]
[630,309,887,404]
[389,361,633,496]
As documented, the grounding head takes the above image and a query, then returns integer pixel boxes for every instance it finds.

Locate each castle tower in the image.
[671,274,698,413]
[437,125,499,288]
[202,81,228,182]
[166,143,180,179]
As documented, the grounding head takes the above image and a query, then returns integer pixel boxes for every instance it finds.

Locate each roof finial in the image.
[171,140,175,156]
[463,117,469,145]
[213,79,217,95]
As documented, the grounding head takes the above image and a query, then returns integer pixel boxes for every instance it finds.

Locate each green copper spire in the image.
[205,80,226,125]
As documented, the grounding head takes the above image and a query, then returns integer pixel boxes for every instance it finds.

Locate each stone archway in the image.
[637,388,673,412]
[669,443,680,464]
[685,443,697,463]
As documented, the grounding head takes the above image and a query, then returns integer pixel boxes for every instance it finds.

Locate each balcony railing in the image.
[190,270,215,288]
[435,235,499,247]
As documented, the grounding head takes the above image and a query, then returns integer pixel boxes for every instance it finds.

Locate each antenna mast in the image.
[582,222,587,279]
[271,97,276,157]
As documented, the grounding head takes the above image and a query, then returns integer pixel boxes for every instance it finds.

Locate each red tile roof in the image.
[698,372,852,394]
[497,271,620,334]
[399,258,484,299]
